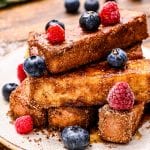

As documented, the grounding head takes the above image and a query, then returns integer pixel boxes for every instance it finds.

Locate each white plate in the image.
[0,45,150,150]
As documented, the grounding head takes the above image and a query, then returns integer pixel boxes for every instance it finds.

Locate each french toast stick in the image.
[10,79,47,127]
[48,107,98,129]
[98,103,144,143]
[10,43,143,128]
[125,43,143,60]
[28,10,148,74]
[10,79,98,129]
[29,59,150,108]
[29,42,143,61]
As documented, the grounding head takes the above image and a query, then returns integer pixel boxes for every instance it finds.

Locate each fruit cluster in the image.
[79,1,120,31]
[45,1,120,45]
[64,0,116,13]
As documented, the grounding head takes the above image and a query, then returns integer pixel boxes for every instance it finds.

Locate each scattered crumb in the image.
[33,128,40,132]
[6,103,150,148]
[90,128,102,144]
[58,138,61,142]
[9,120,14,124]
[34,138,42,143]
[46,135,49,139]
[35,132,39,135]
[6,111,11,117]
[134,130,142,140]
[146,125,150,129]
[106,144,117,149]
[103,141,117,148]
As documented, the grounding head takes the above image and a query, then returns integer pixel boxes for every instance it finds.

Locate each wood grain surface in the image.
[0,0,149,43]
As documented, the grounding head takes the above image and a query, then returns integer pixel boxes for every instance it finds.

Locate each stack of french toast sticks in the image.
[10,7,149,144]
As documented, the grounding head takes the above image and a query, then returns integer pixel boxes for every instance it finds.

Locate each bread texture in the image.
[10,79,98,129]
[28,59,150,108]
[28,10,148,73]
[98,103,144,143]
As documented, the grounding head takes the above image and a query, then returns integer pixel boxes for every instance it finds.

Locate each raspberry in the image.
[17,63,27,82]
[99,2,120,26]
[47,25,65,45]
[107,82,135,110]
[15,115,33,134]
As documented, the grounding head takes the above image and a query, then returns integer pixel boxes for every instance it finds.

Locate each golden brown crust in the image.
[10,79,47,127]
[125,43,143,60]
[29,59,150,108]
[29,42,143,61]
[28,10,148,74]
[10,79,98,129]
[98,103,144,143]
[48,107,98,129]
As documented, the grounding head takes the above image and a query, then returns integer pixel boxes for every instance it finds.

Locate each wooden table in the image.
[0,0,149,43]
[0,0,149,57]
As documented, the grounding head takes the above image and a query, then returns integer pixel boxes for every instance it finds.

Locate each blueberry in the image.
[79,11,100,31]
[45,20,65,31]
[61,126,89,150]
[23,56,46,77]
[2,83,18,101]
[107,48,128,68]
[84,0,99,12]
[64,0,80,13]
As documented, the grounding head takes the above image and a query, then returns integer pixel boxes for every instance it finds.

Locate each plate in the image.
[0,45,150,150]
